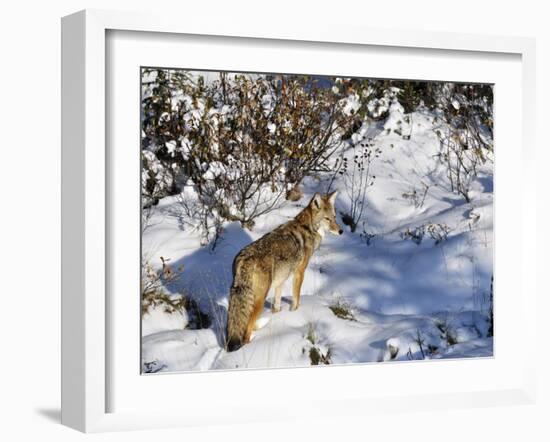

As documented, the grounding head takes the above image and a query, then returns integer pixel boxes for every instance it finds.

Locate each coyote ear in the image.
[311,193,322,209]
[328,190,338,204]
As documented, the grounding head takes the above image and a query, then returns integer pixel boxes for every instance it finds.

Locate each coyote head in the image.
[309,191,343,236]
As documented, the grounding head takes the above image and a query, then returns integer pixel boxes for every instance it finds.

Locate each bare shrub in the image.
[338,141,381,232]
[141,256,185,316]
[142,360,166,374]
[406,329,427,361]
[359,226,377,246]
[173,190,224,250]
[401,223,451,245]
[141,256,212,330]
[414,329,426,359]
[434,83,493,202]
[401,181,430,209]
[426,223,452,245]
[141,257,186,322]
[329,298,356,321]
[435,315,458,346]
[401,225,425,245]
[304,323,332,365]
[309,347,332,366]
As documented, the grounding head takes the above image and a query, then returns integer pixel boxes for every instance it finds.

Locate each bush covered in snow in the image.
[142,70,493,236]
[141,70,364,239]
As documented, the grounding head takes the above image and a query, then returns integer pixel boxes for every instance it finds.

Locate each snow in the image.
[141,103,493,373]
[340,93,361,116]
[142,303,188,337]
[367,86,399,119]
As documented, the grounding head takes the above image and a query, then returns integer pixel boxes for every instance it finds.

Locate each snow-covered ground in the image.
[141,102,494,373]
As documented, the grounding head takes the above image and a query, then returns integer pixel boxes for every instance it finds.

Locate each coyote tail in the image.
[226,260,255,352]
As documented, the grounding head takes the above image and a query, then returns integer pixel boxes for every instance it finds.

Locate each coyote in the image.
[226,192,343,352]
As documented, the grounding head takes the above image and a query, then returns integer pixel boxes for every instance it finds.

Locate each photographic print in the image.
[140,69,494,373]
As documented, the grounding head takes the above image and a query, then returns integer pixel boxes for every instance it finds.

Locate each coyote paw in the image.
[271,306,281,313]
[254,316,271,330]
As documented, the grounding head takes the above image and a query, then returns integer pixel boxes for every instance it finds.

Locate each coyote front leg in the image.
[272,284,283,313]
[290,259,308,311]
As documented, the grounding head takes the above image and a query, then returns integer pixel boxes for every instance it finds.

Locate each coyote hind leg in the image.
[244,283,270,344]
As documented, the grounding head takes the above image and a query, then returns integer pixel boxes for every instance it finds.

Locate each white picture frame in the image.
[61,9,537,433]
